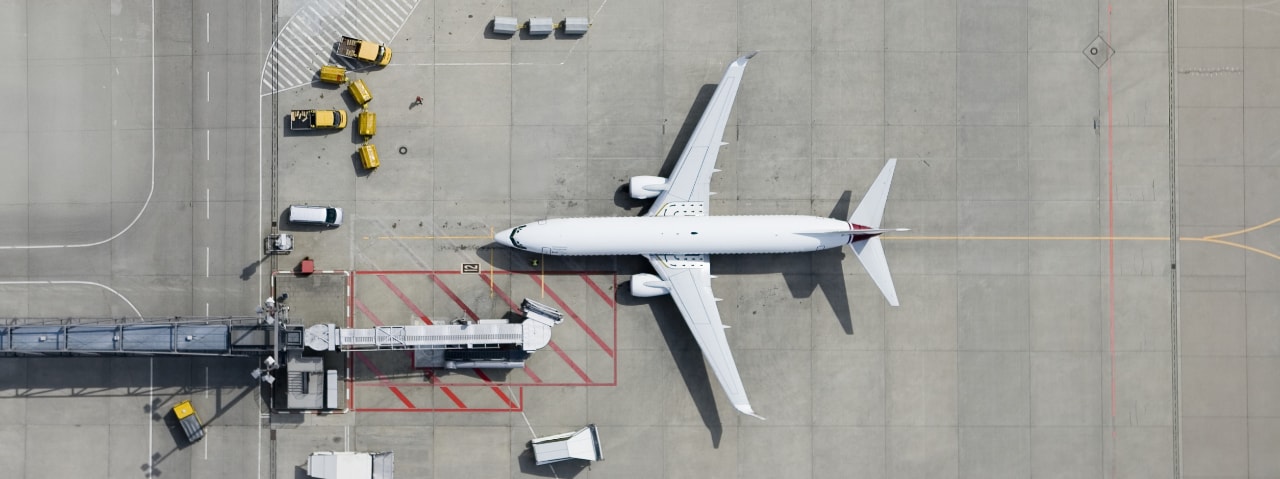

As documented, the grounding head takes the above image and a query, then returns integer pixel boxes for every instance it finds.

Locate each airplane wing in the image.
[646,52,757,217]
[646,254,763,419]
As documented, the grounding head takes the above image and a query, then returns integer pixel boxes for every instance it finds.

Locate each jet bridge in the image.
[301,298,563,369]
[0,316,276,357]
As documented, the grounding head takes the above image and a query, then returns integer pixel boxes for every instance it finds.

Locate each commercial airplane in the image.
[494,52,904,419]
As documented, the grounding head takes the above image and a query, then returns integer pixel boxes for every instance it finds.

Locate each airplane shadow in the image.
[614,84,719,213]
[616,285,725,448]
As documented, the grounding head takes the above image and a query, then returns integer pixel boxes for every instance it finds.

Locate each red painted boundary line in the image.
[377,274,433,324]
[546,340,592,383]
[528,274,615,358]
[353,352,416,408]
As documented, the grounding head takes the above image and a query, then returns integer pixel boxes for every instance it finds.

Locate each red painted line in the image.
[529,274,615,358]
[358,269,616,276]
[581,274,616,308]
[354,352,416,409]
[354,298,385,327]
[376,274,434,324]
[521,366,544,384]
[474,369,519,409]
[440,385,467,409]
[430,274,480,320]
[547,340,592,383]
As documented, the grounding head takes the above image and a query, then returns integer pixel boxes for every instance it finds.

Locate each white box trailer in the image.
[306,451,394,479]
[531,425,602,466]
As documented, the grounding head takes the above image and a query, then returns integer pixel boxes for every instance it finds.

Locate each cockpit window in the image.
[509,225,527,250]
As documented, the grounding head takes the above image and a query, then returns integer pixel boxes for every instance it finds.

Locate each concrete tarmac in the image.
[0,0,1269,477]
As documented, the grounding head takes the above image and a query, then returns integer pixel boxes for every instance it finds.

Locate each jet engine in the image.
[629,176,668,199]
[629,273,670,297]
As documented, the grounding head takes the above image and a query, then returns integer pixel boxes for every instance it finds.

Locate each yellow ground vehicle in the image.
[173,400,205,443]
[336,36,392,66]
[359,144,380,170]
[289,109,348,130]
[348,79,372,106]
[318,64,346,84]
[358,111,376,139]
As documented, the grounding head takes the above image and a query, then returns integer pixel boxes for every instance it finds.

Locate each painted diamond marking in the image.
[1084,36,1115,69]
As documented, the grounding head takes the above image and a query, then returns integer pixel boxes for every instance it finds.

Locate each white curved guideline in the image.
[0,280,144,319]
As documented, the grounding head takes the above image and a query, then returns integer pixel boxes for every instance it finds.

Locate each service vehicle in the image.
[335,36,392,66]
[288,205,344,227]
[172,400,205,444]
[290,109,348,130]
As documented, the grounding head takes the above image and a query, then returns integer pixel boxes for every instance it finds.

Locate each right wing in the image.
[646,52,757,217]
[647,254,763,419]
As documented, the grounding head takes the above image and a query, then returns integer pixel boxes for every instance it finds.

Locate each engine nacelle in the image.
[629,273,670,297]
[629,176,668,200]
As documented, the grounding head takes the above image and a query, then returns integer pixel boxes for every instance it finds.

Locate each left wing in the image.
[646,52,756,217]
[646,254,763,419]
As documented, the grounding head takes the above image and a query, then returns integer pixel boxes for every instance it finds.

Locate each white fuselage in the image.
[495,215,857,256]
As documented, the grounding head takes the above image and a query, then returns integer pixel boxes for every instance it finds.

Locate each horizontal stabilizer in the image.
[849,158,897,229]
[850,236,898,306]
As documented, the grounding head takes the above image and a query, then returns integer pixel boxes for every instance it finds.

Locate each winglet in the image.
[734,403,766,420]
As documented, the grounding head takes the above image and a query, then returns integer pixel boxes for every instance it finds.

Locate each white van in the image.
[288,205,343,227]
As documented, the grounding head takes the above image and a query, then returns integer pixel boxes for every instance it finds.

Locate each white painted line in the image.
[0,280,143,318]
[206,247,210,278]
[205,367,209,398]
[206,302,210,316]
[206,13,210,43]
[206,71,210,102]
[206,188,210,219]
[206,130,210,161]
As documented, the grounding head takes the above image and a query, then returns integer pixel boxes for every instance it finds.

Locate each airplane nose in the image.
[494,228,514,247]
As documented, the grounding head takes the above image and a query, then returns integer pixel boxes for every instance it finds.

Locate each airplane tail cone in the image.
[847,159,901,306]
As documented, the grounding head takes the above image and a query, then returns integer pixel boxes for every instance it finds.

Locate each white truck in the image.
[306,451,394,479]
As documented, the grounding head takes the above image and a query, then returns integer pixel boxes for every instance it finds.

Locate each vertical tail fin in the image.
[848,159,901,306]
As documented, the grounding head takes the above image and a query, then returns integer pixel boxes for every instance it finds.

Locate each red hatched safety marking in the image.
[428,273,480,320]
[478,272,583,384]
[350,270,617,394]
[353,297,470,409]
[377,274,433,324]
[474,369,519,408]
[582,274,617,309]
[353,351,416,408]
[529,274,615,358]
